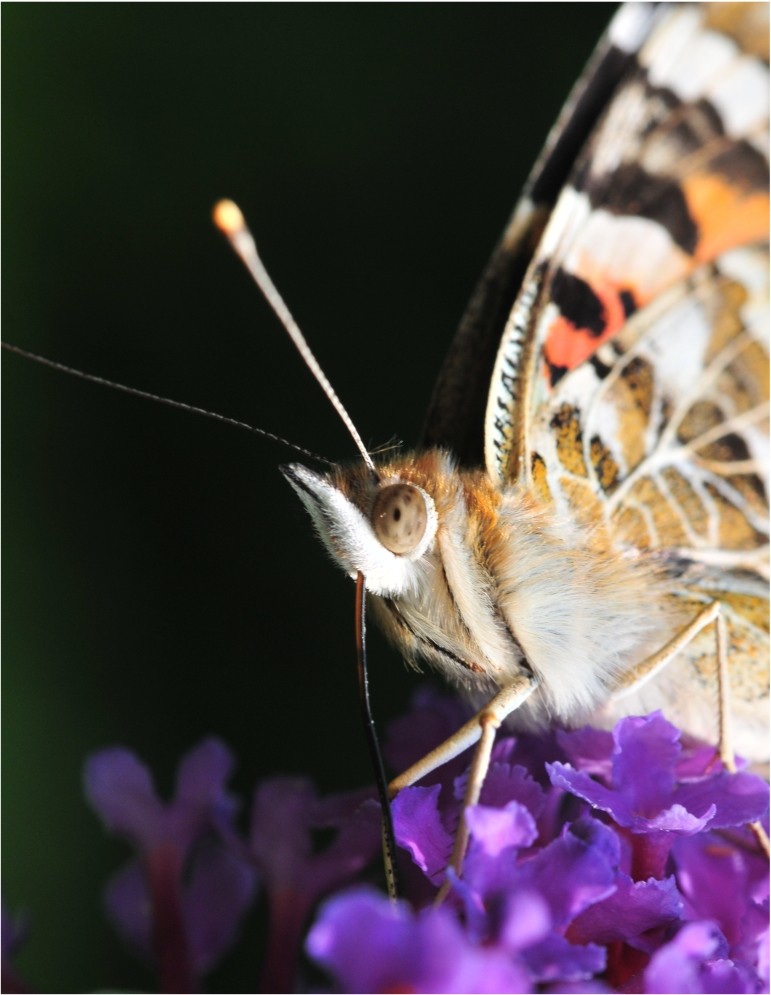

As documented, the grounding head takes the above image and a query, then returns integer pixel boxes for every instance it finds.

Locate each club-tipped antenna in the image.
[213,200,375,473]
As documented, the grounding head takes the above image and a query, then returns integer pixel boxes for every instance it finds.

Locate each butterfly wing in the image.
[483,2,769,491]
[421,3,664,468]
[496,2,769,757]
[528,243,769,754]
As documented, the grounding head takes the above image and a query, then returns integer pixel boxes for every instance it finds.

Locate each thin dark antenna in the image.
[355,572,399,900]
[1,341,333,467]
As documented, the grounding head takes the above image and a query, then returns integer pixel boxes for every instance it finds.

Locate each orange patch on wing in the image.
[544,279,629,372]
[683,172,769,263]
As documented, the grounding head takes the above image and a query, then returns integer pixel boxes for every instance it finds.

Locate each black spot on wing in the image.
[548,362,569,387]
[550,268,606,335]
[589,353,613,380]
[619,288,636,317]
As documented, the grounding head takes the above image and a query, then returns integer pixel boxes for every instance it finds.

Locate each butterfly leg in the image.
[388,673,539,898]
[611,600,721,699]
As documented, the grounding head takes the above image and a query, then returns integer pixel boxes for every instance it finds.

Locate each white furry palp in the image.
[281,462,438,597]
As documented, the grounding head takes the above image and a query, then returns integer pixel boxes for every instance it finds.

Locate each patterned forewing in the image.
[531,248,769,556]
[485,2,770,490]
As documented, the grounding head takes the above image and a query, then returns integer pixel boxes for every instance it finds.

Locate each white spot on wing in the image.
[707,55,769,138]
[560,210,688,303]
[649,29,735,103]
[608,2,657,54]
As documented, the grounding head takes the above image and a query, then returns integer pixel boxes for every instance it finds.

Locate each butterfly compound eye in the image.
[372,484,428,555]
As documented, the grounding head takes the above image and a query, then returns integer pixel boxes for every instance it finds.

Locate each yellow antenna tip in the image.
[213,199,245,236]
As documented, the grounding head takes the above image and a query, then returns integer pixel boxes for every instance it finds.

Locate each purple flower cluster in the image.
[308,697,769,994]
[81,738,381,992]
[3,690,768,993]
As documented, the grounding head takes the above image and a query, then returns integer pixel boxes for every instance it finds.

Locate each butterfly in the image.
[271,1,770,877]
[4,0,767,916]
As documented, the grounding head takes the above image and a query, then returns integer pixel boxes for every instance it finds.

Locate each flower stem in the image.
[147,844,198,993]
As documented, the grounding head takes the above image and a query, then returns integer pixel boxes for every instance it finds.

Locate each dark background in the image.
[4,5,610,990]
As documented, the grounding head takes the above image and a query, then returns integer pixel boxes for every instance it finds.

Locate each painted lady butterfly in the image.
[4,0,768,912]
[278,1,769,878]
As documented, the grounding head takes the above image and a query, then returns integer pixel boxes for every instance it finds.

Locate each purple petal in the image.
[674,771,769,830]
[84,748,164,849]
[500,889,551,950]
[169,738,239,849]
[522,933,606,983]
[249,777,381,903]
[611,713,679,817]
[307,889,414,992]
[104,860,153,962]
[517,820,619,930]
[459,802,539,913]
[548,764,716,836]
[184,842,258,973]
[548,762,635,827]
[307,887,532,993]
[392,785,452,881]
[644,921,760,994]
[645,802,715,834]
[673,830,770,950]
[508,728,566,788]
[175,738,234,810]
[249,776,316,885]
[676,743,727,779]
[558,727,614,778]
[466,801,538,857]
[490,735,518,764]
[85,739,238,854]
[734,899,769,991]
[479,762,546,818]
[304,798,382,897]
[569,874,682,948]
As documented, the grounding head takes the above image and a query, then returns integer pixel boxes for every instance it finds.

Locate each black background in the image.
[4,5,610,990]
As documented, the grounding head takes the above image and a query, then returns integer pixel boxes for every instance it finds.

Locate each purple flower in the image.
[312,809,617,990]
[305,697,769,995]
[644,921,762,994]
[247,776,382,992]
[392,783,452,884]
[673,827,769,986]
[84,738,256,992]
[548,713,769,879]
[77,696,768,993]
[307,887,531,994]
[549,714,766,834]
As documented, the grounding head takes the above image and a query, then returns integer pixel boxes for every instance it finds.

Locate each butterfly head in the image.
[281,454,446,597]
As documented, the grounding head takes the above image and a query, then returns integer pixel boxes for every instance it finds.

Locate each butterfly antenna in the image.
[213,200,376,473]
[1,341,334,467]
